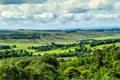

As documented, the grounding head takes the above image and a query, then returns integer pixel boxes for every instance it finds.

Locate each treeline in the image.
[0,49,33,59]
[79,39,120,47]
[28,42,77,51]
[0,45,11,49]
[88,28,120,32]
[28,39,120,52]
[0,45,120,80]
[89,39,120,47]
[50,45,91,58]
[0,33,40,39]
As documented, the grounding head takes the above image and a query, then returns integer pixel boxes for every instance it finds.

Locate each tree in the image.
[0,59,22,80]
[40,55,59,68]
[64,67,81,79]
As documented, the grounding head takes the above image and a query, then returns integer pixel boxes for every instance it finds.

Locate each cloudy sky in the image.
[0,0,120,29]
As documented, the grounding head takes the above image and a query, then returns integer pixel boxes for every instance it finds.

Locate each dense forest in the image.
[0,44,120,80]
[0,38,120,80]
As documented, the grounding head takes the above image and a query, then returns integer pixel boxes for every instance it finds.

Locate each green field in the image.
[94,42,120,49]
[0,30,120,55]
[38,46,78,54]
[0,43,39,49]
[0,42,78,55]
[94,35,120,40]
[0,30,120,44]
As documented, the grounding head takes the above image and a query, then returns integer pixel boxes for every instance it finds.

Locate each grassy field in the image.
[38,46,78,54]
[0,30,120,44]
[94,42,120,49]
[0,42,78,54]
[0,43,39,49]
[94,35,120,40]
[0,30,120,55]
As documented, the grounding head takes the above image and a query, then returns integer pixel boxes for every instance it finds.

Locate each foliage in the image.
[0,30,120,80]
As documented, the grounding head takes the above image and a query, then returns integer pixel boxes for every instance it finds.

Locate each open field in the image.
[94,35,120,40]
[0,30,120,44]
[0,43,39,49]
[0,30,120,55]
[0,42,78,55]
[94,42,120,49]
[38,46,78,54]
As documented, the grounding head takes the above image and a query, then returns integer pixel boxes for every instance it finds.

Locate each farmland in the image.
[0,29,120,80]
[0,29,119,54]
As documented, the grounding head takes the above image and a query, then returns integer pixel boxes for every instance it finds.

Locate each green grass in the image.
[0,30,120,55]
[0,43,39,49]
[94,35,120,40]
[0,42,78,55]
[38,46,78,54]
[12,56,40,61]
[0,30,120,44]
[93,42,120,49]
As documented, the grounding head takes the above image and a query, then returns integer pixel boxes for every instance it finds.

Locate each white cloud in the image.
[74,13,86,20]
[63,0,84,9]
[88,0,111,10]
[59,13,74,20]
[19,3,59,13]
[115,1,120,9]
[34,12,55,19]
[94,14,120,20]
[0,4,8,12]
[74,13,93,20]
[0,0,116,20]
[1,10,29,19]
[0,0,119,29]
[0,3,58,19]
[61,0,88,13]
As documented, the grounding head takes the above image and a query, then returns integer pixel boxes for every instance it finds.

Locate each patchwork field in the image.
[0,30,120,54]
[94,35,120,40]
[0,30,120,43]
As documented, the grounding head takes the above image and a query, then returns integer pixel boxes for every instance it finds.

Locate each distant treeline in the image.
[79,39,120,47]
[86,28,120,32]
[0,33,40,39]
[28,39,120,52]
[28,42,77,51]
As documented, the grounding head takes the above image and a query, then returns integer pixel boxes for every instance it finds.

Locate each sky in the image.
[0,0,120,30]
